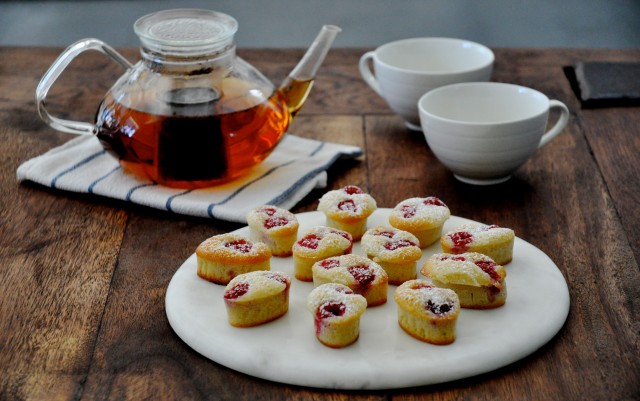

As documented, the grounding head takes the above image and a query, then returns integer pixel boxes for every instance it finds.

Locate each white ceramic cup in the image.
[359,37,494,130]
[418,82,570,185]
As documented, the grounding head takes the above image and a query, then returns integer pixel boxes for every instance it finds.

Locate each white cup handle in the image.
[539,100,570,148]
[359,51,383,96]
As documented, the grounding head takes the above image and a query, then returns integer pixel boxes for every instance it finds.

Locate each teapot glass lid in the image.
[134,9,238,55]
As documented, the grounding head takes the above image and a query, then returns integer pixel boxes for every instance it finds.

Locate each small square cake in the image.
[196,233,271,285]
[312,254,388,307]
[317,185,377,240]
[360,226,422,285]
[389,197,451,248]
[421,252,507,309]
[440,224,515,265]
[394,279,460,345]
[246,205,299,257]
[223,271,291,327]
[292,226,353,282]
[307,283,367,348]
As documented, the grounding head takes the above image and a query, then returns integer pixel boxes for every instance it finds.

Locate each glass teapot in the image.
[36,9,340,189]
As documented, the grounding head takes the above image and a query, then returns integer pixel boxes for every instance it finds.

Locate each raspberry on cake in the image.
[317,185,377,240]
[195,233,271,285]
[421,252,507,309]
[312,254,389,306]
[292,226,353,282]
[440,224,515,265]
[389,196,451,248]
[223,271,291,327]
[360,226,422,285]
[307,283,368,348]
[394,279,460,345]
[246,205,299,257]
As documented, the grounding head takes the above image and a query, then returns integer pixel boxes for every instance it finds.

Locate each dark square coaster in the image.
[564,61,640,108]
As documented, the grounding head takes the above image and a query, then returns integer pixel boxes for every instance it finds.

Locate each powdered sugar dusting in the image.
[312,254,387,288]
[390,197,450,228]
[423,252,506,287]
[442,224,514,248]
[293,226,353,257]
[247,205,299,233]
[307,283,367,318]
[318,186,377,219]
[361,226,421,262]
[196,233,270,259]
[224,270,290,300]
[395,279,459,317]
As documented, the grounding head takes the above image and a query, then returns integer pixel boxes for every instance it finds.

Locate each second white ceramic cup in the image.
[418,82,570,185]
[359,37,494,130]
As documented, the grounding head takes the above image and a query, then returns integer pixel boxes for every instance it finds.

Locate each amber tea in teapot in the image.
[36,9,340,188]
[96,83,292,188]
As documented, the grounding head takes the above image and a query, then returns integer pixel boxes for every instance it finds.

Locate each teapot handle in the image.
[35,38,133,135]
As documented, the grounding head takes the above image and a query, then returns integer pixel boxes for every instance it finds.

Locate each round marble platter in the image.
[165,209,570,390]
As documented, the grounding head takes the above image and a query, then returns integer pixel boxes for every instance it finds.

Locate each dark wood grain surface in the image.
[1,46,638,401]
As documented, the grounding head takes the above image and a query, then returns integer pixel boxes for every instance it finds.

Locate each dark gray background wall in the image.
[1,0,638,49]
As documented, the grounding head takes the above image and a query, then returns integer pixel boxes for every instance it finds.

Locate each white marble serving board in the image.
[165,209,570,390]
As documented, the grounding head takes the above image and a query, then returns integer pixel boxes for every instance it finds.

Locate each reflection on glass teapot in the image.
[36,9,340,188]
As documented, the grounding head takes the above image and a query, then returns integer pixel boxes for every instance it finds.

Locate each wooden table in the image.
[1,46,638,400]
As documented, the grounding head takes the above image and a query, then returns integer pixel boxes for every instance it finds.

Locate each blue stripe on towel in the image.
[206,159,297,219]
[51,149,107,189]
[267,151,346,205]
[165,190,193,212]
[206,141,327,219]
[310,142,325,156]
[88,165,122,194]
[126,183,158,202]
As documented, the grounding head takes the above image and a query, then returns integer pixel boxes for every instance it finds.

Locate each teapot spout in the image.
[288,25,341,82]
[279,25,341,116]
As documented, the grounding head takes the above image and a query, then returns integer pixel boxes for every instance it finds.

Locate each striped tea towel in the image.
[17,134,362,223]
